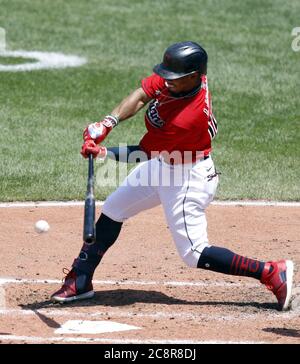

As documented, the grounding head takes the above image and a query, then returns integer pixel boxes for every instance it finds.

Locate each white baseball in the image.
[35,220,50,233]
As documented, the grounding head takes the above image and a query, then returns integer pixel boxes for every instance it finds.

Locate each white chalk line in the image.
[0,277,259,288]
[0,334,267,344]
[0,201,91,208]
[0,306,297,322]
[212,200,300,207]
[0,50,87,71]
[0,275,296,344]
[0,287,5,309]
[0,276,298,321]
[0,200,300,208]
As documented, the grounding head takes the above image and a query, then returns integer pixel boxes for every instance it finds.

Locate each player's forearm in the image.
[111,88,151,122]
[82,89,150,145]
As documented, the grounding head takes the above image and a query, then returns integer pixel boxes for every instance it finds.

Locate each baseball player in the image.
[51,41,294,311]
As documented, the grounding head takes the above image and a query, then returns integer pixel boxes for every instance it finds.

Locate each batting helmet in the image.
[153,41,208,80]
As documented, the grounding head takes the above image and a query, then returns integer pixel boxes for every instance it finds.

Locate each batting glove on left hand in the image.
[83,115,119,144]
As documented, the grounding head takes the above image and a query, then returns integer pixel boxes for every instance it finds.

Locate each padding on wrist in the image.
[103,115,119,129]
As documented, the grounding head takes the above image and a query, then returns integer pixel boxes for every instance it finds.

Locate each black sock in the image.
[72,214,123,275]
[197,246,265,280]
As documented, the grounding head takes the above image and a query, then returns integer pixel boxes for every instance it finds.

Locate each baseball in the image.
[35,220,50,233]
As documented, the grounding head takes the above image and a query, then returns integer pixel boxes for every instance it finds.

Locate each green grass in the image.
[0,0,299,201]
[0,56,37,64]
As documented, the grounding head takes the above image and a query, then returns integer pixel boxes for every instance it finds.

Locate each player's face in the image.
[165,73,200,94]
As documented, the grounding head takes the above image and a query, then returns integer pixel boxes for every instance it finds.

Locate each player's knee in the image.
[180,243,210,268]
[102,197,126,222]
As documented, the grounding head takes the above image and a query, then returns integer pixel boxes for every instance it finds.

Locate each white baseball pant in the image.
[102,155,219,268]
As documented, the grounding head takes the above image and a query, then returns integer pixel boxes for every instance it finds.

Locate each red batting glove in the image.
[83,115,119,144]
[81,140,107,159]
[81,140,100,159]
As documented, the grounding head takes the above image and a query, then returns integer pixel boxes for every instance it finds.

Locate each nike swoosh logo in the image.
[206,166,213,172]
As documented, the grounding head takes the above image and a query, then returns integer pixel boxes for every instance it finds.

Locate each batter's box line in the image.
[0,307,298,321]
[0,277,260,288]
[0,286,6,309]
[0,334,268,344]
[1,200,300,208]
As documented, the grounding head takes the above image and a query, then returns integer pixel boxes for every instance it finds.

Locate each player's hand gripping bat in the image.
[83,153,95,244]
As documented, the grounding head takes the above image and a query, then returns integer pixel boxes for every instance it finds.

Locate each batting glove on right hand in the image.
[83,115,119,144]
[81,140,107,159]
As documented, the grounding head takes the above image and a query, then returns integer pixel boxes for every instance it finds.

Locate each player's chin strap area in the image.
[167,83,202,99]
[160,82,202,101]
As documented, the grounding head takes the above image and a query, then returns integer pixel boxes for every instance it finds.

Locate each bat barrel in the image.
[83,154,96,243]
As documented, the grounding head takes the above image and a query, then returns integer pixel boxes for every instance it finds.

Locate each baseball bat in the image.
[83,153,95,244]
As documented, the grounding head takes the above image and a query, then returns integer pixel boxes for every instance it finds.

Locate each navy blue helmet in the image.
[153,41,208,80]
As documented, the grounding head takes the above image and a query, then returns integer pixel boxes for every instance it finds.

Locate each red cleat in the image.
[51,268,94,303]
[260,260,294,311]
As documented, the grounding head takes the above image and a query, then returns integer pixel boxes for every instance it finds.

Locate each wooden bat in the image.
[83,154,95,243]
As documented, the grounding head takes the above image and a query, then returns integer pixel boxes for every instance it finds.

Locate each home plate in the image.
[55,320,141,334]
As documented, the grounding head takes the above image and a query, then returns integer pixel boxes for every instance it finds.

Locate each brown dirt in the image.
[0,204,299,344]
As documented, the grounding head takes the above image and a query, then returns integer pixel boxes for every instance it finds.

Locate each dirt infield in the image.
[0,204,299,344]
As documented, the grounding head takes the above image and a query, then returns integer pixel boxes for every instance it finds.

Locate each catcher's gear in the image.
[83,115,119,144]
[153,41,207,80]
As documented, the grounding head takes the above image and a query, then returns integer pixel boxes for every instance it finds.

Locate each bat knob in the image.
[84,234,95,245]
